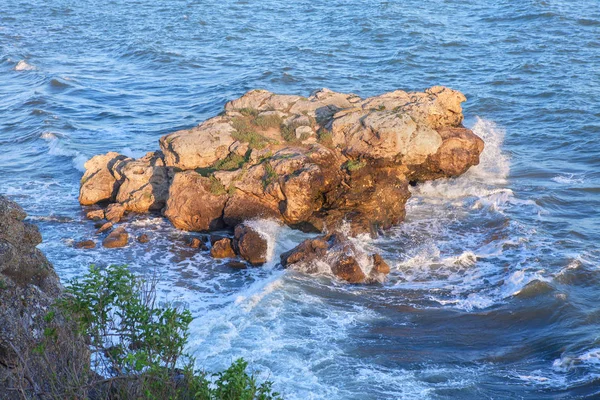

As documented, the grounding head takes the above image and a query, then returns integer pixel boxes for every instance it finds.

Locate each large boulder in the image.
[0,196,88,396]
[233,224,268,266]
[79,152,130,205]
[115,151,170,212]
[163,171,228,231]
[280,233,389,283]
[159,116,237,170]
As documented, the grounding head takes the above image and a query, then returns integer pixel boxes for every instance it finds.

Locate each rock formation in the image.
[280,233,390,284]
[0,196,88,396]
[79,86,483,237]
[78,86,483,280]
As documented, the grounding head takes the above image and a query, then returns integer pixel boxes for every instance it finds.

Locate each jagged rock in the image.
[159,117,237,170]
[233,224,268,266]
[210,238,235,259]
[96,221,113,234]
[102,227,128,248]
[0,196,88,395]
[80,86,484,238]
[75,239,96,249]
[163,171,227,231]
[105,203,126,223]
[187,237,208,250]
[116,151,170,212]
[281,233,388,283]
[86,209,105,221]
[371,253,391,275]
[79,152,130,205]
[137,234,150,243]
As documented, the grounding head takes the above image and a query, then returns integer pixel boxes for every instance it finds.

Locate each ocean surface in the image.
[1,0,600,398]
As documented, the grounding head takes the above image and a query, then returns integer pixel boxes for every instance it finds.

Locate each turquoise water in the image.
[1,1,600,398]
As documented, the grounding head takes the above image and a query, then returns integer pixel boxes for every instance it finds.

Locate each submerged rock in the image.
[79,87,483,240]
[75,239,96,249]
[210,238,236,259]
[281,232,389,283]
[102,227,129,248]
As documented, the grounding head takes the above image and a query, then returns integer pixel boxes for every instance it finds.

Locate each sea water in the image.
[1,0,599,398]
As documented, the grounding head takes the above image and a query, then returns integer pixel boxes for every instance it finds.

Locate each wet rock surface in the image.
[281,232,390,284]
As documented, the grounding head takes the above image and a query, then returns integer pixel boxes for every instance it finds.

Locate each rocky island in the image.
[78,86,484,283]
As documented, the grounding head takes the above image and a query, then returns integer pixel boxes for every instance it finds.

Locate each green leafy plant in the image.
[253,114,282,129]
[231,118,270,149]
[209,176,227,196]
[262,162,278,189]
[53,265,281,399]
[213,153,247,171]
[238,108,259,118]
[343,159,366,172]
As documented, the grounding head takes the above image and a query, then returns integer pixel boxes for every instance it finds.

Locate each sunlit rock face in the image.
[79,87,483,237]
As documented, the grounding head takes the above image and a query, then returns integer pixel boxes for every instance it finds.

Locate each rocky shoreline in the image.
[78,87,484,283]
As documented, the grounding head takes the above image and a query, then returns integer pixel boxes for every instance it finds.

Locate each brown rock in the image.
[189,237,202,248]
[116,151,170,212]
[0,196,89,393]
[74,240,96,249]
[81,87,484,238]
[137,234,150,243]
[331,255,366,283]
[163,171,227,231]
[96,221,113,234]
[281,232,388,284]
[187,237,208,250]
[210,238,236,258]
[371,253,391,275]
[105,203,126,223]
[233,224,268,266]
[102,227,128,248]
[86,209,105,221]
[226,260,248,269]
[79,152,130,205]
[159,116,237,170]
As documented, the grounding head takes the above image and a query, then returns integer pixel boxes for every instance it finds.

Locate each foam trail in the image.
[14,60,35,71]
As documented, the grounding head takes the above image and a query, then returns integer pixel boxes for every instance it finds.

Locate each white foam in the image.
[552,173,585,184]
[40,132,58,140]
[14,60,35,71]
[46,136,87,172]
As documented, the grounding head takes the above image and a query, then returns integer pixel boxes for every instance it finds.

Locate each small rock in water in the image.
[188,237,201,248]
[105,203,126,223]
[331,255,366,283]
[86,209,105,221]
[226,260,247,269]
[102,227,128,248]
[210,238,235,258]
[371,253,390,275]
[74,239,96,249]
[281,232,389,284]
[96,221,113,234]
[233,224,268,266]
[137,234,150,243]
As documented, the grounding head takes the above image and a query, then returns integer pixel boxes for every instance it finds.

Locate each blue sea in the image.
[1,0,600,398]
